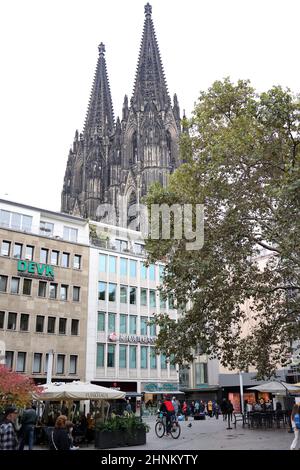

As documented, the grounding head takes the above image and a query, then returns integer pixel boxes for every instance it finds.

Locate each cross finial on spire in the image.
[98,42,105,55]
[144,3,152,17]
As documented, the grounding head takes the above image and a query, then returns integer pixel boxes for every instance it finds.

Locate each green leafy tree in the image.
[145,78,300,378]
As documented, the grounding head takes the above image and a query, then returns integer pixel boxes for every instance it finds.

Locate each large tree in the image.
[145,78,300,378]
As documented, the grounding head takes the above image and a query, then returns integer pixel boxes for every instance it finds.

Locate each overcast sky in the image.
[1,0,299,212]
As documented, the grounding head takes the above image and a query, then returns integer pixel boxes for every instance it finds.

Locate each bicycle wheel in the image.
[170,422,181,439]
[155,420,165,438]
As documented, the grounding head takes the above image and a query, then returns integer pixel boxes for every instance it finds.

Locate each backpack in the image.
[294,413,300,430]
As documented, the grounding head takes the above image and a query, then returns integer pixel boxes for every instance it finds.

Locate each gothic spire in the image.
[131,3,170,110]
[84,42,114,138]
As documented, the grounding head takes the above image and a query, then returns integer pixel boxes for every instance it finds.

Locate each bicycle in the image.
[155,412,181,439]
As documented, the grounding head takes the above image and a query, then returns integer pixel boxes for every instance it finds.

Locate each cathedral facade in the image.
[61,3,182,226]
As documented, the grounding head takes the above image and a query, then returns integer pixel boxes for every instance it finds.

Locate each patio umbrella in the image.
[34,381,126,401]
[247,381,300,394]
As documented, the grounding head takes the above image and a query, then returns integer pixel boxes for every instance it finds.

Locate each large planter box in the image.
[95,429,146,448]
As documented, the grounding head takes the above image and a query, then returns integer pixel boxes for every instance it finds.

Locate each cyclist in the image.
[160,395,175,435]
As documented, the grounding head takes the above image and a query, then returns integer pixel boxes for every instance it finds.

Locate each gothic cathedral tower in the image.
[61,3,182,226]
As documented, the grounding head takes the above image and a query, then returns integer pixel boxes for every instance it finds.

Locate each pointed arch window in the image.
[130,131,137,165]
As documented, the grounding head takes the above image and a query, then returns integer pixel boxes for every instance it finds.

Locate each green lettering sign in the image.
[17,260,27,272]
[17,260,54,279]
[46,265,54,277]
[36,264,45,275]
[28,262,35,274]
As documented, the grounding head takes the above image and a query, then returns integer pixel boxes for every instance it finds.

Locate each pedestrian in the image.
[160,395,175,434]
[290,404,300,450]
[49,415,71,450]
[182,401,188,421]
[227,400,234,421]
[207,400,213,417]
[220,398,228,421]
[126,400,132,413]
[66,421,79,450]
[0,406,19,450]
[172,397,179,416]
[19,403,37,450]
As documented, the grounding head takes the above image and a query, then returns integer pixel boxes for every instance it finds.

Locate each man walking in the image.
[19,403,37,450]
[0,406,19,450]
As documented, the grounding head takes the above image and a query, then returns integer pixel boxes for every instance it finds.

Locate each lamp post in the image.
[239,371,244,415]
[46,350,54,385]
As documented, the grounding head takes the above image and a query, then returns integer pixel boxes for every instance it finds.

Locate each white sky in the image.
[1,0,299,212]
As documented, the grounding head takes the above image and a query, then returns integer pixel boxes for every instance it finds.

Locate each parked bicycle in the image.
[155,412,181,439]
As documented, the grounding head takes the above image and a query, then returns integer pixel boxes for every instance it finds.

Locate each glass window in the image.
[40,248,48,264]
[98,282,106,301]
[120,285,127,304]
[108,313,116,333]
[11,212,21,230]
[0,311,4,329]
[22,215,32,232]
[33,353,42,373]
[160,294,167,309]
[159,265,165,281]
[0,275,8,292]
[16,352,26,372]
[115,239,128,252]
[134,243,145,255]
[140,317,148,336]
[107,344,115,368]
[57,354,65,374]
[70,355,78,374]
[119,345,127,369]
[20,314,29,331]
[38,281,47,298]
[36,315,44,333]
[149,264,155,281]
[130,260,137,278]
[140,264,147,281]
[7,312,17,330]
[99,254,107,272]
[108,283,117,302]
[63,226,78,242]
[61,252,70,268]
[195,363,208,385]
[129,345,137,368]
[1,241,11,256]
[0,210,10,227]
[49,283,57,299]
[141,346,148,369]
[140,288,147,306]
[5,351,14,369]
[97,312,105,331]
[129,315,137,335]
[13,243,22,259]
[71,319,79,335]
[40,221,54,236]
[170,354,176,370]
[47,317,56,334]
[73,255,81,270]
[150,348,157,369]
[150,322,156,337]
[73,286,80,302]
[25,245,34,261]
[23,279,32,296]
[119,314,127,334]
[59,318,67,335]
[161,353,167,370]
[129,287,136,305]
[168,294,175,310]
[96,344,105,367]
[10,277,20,294]
[120,258,127,276]
[60,285,68,301]
[149,290,156,308]
[109,256,117,274]
[51,250,59,265]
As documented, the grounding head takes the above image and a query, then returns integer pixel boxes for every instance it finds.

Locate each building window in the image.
[119,345,127,368]
[130,260,137,278]
[195,363,208,385]
[7,312,17,330]
[140,264,147,281]
[149,264,155,281]
[107,344,115,368]
[40,221,54,236]
[25,245,34,261]
[120,285,127,304]
[98,282,106,301]
[21,215,32,232]
[38,281,47,298]
[129,315,137,335]
[23,278,32,296]
[16,352,26,372]
[108,313,116,333]
[61,252,70,268]
[1,240,11,256]
[170,354,176,370]
[20,314,29,331]
[51,250,59,265]
[63,226,78,242]
[0,275,8,292]
[129,287,136,305]
[160,294,167,309]
[36,315,44,333]
[168,294,175,310]
[33,353,42,373]
[149,290,156,308]
[179,367,190,388]
[150,322,156,337]
[13,243,22,259]
[0,209,10,227]
[99,254,107,272]
[73,255,81,269]
[59,318,67,335]
[120,258,127,276]
[73,286,80,302]
[49,283,57,299]
[40,248,49,264]
[140,288,147,306]
[0,311,4,329]
[60,285,68,301]
[108,283,116,302]
[119,314,127,334]
[56,354,65,374]
[129,345,137,368]
[109,256,117,274]
[150,348,157,369]
[5,351,14,369]
[70,355,78,374]
[134,243,145,255]
[71,319,79,336]
[0,211,32,232]
[96,344,104,368]
[97,312,105,331]
[140,317,148,336]
[47,317,56,334]
[10,277,20,294]
[141,346,148,369]
[161,353,167,370]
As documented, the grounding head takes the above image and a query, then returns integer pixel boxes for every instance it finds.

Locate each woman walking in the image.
[290,404,300,450]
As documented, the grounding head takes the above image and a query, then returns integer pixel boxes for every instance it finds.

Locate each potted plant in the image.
[94,414,149,449]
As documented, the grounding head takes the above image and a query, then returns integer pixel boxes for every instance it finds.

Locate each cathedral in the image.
[61,3,183,226]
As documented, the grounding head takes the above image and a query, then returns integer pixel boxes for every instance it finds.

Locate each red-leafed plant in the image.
[0,365,42,412]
